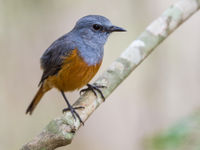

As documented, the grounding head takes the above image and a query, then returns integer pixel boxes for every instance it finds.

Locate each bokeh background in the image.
[0,0,200,149]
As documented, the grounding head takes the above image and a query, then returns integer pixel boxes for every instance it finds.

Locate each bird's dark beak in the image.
[107,25,126,32]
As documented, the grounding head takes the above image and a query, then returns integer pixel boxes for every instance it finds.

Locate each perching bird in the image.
[26,15,126,124]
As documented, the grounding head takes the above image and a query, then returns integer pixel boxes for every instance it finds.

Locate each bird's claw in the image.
[80,84,106,101]
[63,106,85,125]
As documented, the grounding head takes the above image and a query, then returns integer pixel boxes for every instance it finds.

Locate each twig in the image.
[21,0,200,149]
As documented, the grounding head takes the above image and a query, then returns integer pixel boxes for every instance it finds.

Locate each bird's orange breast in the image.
[46,49,102,91]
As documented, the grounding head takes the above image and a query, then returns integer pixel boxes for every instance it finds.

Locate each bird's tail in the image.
[26,84,50,115]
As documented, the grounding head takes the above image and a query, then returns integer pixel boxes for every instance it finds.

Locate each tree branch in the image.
[21,0,200,149]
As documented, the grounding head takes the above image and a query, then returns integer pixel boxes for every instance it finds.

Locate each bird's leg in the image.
[80,84,106,101]
[61,91,84,125]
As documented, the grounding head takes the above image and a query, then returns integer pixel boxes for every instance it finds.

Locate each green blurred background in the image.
[0,0,200,149]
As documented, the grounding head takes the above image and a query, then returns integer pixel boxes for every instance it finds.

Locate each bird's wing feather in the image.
[39,34,76,86]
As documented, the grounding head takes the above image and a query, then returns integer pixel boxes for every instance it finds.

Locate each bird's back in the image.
[39,32,76,85]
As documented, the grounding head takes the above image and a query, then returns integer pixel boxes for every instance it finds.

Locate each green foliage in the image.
[145,111,200,150]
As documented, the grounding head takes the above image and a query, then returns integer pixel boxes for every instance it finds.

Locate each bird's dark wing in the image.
[39,34,76,86]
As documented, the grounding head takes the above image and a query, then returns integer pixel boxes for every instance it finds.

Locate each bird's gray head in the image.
[71,15,126,65]
[72,15,126,47]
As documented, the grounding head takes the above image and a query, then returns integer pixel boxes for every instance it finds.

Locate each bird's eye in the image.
[93,24,102,30]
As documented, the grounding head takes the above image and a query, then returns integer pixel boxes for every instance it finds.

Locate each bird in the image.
[26,15,126,124]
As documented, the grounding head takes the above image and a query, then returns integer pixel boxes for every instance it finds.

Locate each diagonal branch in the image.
[21,0,200,149]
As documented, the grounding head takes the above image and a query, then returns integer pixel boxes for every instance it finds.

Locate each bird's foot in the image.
[80,84,106,101]
[63,106,85,125]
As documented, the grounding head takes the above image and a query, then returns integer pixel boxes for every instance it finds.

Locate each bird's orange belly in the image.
[46,49,102,91]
